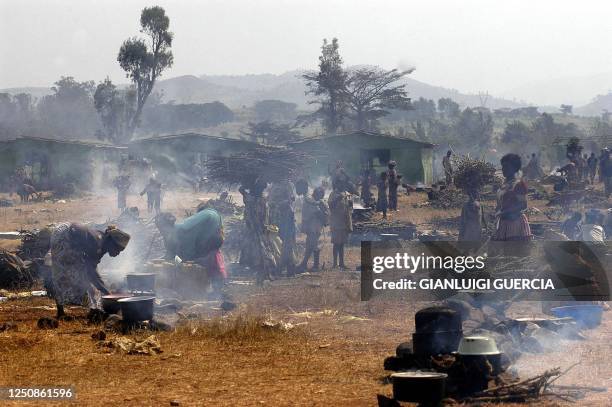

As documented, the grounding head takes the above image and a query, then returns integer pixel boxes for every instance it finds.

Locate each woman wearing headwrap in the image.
[155,208,226,291]
[493,153,532,241]
[48,223,130,319]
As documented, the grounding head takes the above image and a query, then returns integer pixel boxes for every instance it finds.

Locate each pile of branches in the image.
[429,188,467,209]
[20,227,52,260]
[205,147,312,186]
[463,367,562,403]
[453,155,498,192]
[197,196,243,216]
[0,249,37,290]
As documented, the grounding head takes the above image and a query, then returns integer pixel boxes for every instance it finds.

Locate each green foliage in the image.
[303,38,347,133]
[501,120,532,145]
[93,78,136,144]
[37,77,98,139]
[437,98,460,119]
[241,120,300,145]
[344,66,413,130]
[253,100,297,122]
[456,107,494,151]
[140,102,234,133]
[117,6,173,137]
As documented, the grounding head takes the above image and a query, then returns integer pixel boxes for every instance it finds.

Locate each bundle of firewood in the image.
[205,147,312,186]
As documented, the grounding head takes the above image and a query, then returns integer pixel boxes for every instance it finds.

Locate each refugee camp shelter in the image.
[0,136,126,190]
[128,133,259,177]
[290,130,435,184]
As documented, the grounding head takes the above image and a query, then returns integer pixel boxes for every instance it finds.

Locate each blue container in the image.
[550,305,603,329]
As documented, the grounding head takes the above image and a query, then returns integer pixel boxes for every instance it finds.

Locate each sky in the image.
[2,0,612,104]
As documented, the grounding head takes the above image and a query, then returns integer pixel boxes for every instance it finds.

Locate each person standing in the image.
[376,172,389,219]
[113,175,130,211]
[459,189,485,241]
[360,166,374,207]
[387,161,399,211]
[276,183,297,276]
[239,180,278,283]
[442,150,453,186]
[297,187,329,272]
[587,152,598,184]
[328,179,353,269]
[493,154,532,241]
[140,177,162,215]
[601,149,612,198]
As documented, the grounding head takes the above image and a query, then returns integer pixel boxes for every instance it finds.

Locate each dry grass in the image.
[0,189,610,406]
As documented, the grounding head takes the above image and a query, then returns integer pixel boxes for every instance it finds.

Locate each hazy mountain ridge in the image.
[1,71,535,111]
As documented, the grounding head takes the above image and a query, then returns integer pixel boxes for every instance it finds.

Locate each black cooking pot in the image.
[118,296,155,322]
[412,330,462,355]
[391,371,447,405]
[415,306,462,333]
[126,273,156,292]
[101,294,132,314]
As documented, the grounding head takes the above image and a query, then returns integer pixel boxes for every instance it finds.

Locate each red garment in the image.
[207,249,226,279]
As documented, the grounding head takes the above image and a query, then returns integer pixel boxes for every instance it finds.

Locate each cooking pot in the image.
[101,293,132,314]
[126,273,156,292]
[118,296,155,322]
[415,306,462,333]
[458,336,500,355]
[391,371,447,404]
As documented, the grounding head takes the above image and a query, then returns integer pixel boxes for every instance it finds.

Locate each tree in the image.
[501,120,532,145]
[303,38,347,134]
[118,6,174,137]
[37,76,98,139]
[560,104,573,115]
[93,78,136,144]
[253,100,297,122]
[344,67,413,130]
[437,98,460,119]
[241,120,300,145]
[456,107,494,151]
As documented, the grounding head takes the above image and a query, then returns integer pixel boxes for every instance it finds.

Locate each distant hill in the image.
[1,70,526,111]
[154,70,525,110]
[501,72,612,109]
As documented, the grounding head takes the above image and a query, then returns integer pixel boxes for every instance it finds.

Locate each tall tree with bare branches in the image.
[345,67,413,130]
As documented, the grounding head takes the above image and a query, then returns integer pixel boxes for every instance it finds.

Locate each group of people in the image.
[459,153,533,243]
[556,148,612,196]
[113,175,163,215]
[239,169,355,283]
[360,160,403,219]
[561,209,611,242]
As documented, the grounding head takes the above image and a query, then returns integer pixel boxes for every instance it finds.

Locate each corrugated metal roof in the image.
[1,136,126,149]
[288,130,435,147]
[130,132,259,146]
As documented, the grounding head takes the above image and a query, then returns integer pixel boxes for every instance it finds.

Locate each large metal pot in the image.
[126,273,156,292]
[101,294,132,314]
[415,306,462,333]
[391,371,447,404]
[117,296,155,322]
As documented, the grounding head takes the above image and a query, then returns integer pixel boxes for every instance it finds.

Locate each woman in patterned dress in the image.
[493,154,532,241]
[49,223,130,319]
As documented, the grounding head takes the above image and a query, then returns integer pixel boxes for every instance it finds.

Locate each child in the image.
[376,172,389,219]
[459,189,485,241]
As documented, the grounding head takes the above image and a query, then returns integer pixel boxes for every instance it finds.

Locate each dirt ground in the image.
[0,190,610,406]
